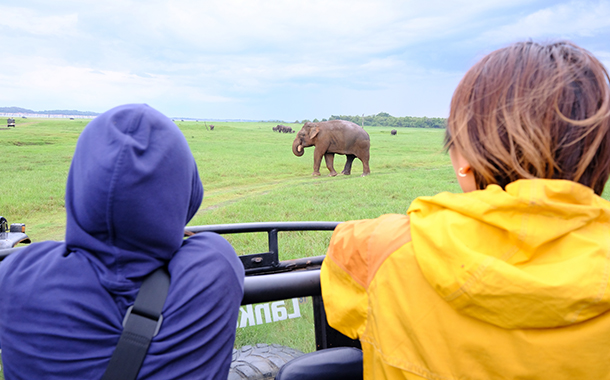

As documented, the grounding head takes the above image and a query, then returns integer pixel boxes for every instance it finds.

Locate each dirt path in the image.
[197,174,354,214]
[12,122,39,127]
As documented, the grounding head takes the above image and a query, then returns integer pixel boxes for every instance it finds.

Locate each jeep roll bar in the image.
[186,221,338,275]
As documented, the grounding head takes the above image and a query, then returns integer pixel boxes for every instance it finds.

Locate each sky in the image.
[1,0,609,121]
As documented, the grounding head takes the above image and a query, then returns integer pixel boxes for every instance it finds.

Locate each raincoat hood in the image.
[408,179,610,329]
[65,104,203,293]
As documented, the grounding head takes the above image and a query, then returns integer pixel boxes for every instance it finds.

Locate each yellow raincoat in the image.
[321,179,610,379]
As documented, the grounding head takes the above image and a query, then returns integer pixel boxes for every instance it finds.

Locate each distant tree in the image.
[322,118,327,122]
[302,119,310,123]
[295,120,300,123]
[313,118,319,122]
[324,113,446,128]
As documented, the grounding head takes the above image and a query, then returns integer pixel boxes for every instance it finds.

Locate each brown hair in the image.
[446,41,610,195]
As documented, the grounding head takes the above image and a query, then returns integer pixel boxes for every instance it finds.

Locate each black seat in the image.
[274,346,363,380]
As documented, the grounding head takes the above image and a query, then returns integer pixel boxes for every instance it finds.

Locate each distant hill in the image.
[0,107,100,116]
[0,107,273,121]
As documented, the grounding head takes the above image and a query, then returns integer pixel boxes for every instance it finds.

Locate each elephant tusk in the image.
[297,145,302,152]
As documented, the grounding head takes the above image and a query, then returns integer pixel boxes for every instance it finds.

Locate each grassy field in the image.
[1,118,456,241]
[0,117,456,362]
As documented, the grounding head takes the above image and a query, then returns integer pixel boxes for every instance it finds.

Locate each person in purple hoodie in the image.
[0,104,245,379]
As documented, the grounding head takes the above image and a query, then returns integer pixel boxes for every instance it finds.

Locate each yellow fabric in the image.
[321,179,610,380]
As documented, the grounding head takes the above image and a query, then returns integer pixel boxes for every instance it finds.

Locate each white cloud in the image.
[1,0,609,119]
[479,0,610,43]
[0,6,78,36]
[0,56,233,113]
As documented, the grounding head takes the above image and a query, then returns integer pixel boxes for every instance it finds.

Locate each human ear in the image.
[449,148,477,192]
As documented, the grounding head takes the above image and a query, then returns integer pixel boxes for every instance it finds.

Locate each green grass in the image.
[0,119,456,357]
[1,119,456,242]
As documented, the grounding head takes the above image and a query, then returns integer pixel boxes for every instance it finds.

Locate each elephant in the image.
[274,124,294,133]
[292,120,370,176]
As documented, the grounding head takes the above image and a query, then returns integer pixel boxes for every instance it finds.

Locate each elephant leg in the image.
[325,153,338,176]
[342,154,356,175]
[360,151,371,176]
[312,147,323,176]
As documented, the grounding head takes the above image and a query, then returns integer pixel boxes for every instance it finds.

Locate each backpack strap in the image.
[101,267,170,380]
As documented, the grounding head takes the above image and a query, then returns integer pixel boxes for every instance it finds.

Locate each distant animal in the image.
[272,124,296,133]
[391,129,397,135]
[292,120,370,176]
[273,124,294,133]
[210,125,215,130]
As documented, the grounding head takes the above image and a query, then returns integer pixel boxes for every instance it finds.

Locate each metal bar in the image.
[267,228,279,268]
[186,221,340,235]
[275,255,325,271]
[239,251,278,273]
[241,269,321,305]
[268,229,278,256]
[313,295,328,350]
[244,255,326,276]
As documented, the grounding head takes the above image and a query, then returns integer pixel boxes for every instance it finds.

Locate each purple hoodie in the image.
[0,104,244,379]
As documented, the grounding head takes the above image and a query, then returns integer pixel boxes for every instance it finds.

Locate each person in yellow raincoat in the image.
[321,41,610,379]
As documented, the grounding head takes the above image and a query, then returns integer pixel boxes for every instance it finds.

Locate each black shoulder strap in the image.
[101,267,170,380]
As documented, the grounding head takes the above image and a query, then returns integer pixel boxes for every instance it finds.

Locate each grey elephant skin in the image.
[292,120,371,176]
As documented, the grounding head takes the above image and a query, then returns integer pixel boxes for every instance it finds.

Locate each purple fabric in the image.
[0,104,244,379]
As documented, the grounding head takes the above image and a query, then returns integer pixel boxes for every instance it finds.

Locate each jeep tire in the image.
[228,343,305,380]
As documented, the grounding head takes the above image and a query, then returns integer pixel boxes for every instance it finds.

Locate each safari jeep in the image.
[0,216,30,250]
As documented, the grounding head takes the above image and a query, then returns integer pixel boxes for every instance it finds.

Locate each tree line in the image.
[295,112,446,129]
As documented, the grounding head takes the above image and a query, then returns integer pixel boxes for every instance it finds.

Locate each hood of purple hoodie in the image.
[64,104,203,296]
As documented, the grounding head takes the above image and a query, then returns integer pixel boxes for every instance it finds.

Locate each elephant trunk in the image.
[292,138,304,157]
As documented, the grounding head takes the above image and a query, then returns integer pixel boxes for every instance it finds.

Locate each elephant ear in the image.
[308,126,319,139]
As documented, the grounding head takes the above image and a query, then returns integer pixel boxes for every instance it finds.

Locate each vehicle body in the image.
[185,221,359,349]
[187,222,360,379]
[0,216,30,250]
[7,118,15,127]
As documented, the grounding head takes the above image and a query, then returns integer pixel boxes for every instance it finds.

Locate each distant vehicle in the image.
[7,118,15,127]
[0,216,30,249]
